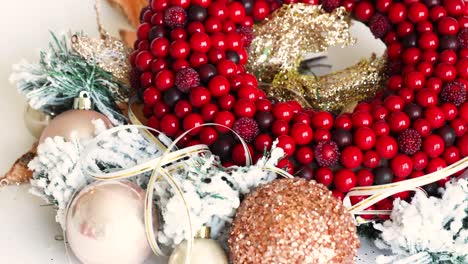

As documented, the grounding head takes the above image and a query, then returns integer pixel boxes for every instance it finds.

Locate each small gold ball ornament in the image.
[229,178,359,264]
[168,226,228,264]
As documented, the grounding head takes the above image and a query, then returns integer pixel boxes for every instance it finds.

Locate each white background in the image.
[0,1,385,263]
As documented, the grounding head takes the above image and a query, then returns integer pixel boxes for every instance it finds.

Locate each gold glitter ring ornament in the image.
[247,4,387,113]
[229,178,360,264]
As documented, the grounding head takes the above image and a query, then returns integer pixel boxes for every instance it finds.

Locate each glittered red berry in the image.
[440,81,467,106]
[175,67,200,93]
[397,128,422,155]
[314,141,340,167]
[376,135,398,159]
[369,13,391,38]
[334,169,357,193]
[290,123,313,145]
[233,117,259,143]
[164,6,187,28]
[423,134,445,158]
[321,0,340,13]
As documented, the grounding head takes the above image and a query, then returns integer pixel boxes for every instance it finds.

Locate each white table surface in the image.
[0,1,386,263]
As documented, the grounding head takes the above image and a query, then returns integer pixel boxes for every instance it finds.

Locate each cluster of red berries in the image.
[132,0,468,217]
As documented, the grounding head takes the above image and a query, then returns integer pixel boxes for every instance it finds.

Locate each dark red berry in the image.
[369,13,391,39]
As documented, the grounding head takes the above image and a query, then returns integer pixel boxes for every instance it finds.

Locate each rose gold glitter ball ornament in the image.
[229,178,359,264]
[66,180,155,264]
[39,91,112,144]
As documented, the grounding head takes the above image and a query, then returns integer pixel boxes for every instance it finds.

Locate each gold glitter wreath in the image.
[247,4,387,112]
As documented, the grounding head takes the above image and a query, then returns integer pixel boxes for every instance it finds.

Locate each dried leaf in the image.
[107,0,148,28]
[119,29,137,48]
[1,144,37,186]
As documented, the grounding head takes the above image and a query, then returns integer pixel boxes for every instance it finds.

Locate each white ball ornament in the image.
[66,180,155,264]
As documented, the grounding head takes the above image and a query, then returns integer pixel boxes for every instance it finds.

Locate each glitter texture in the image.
[247,4,387,113]
[247,4,354,83]
[229,178,359,264]
[71,34,131,101]
[268,54,387,112]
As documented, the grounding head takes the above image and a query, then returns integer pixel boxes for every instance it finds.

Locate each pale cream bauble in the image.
[66,180,155,264]
[168,226,228,264]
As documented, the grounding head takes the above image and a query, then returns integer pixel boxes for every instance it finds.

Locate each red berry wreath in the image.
[131,0,468,208]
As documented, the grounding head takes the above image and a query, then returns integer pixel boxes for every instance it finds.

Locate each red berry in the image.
[353,127,376,150]
[136,51,153,71]
[190,32,212,53]
[407,2,428,23]
[213,111,235,133]
[254,133,272,152]
[160,114,180,136]
[412,151,429,170]
[296,146,314,165]
[201,103,218,121]
[357,169,374,186]
[390,154,413,178]
[252,1,270,21]
[272,103,294,122]
[312,111,334,130]
[388,3,407,24]
[208,75,230,97]
[352,111,373,128]
[315,167,334,186]
[189,86,211,107]
[424,106,445,129]
[271,120,289,136]
[375,135,398,159]
[154,69,175,91]
[423,134,445,158]
[277,135,296,157]
[290,123,313,145]
[183,113,204,135]
[388,111,411,132]
[150,37,170,57]
[232,143,254,165]
[354,1,375,22]
[174,100,192,118]
[334,169,357,193]
[341,146,363,169]
[412,118,432,137]
[363,150,380,168]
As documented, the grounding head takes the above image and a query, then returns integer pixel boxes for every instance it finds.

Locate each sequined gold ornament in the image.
[229,178,359,264]
[71,33,131,101]
[247,4,387,112]
[269,54,387,112]
[248,4,354,83]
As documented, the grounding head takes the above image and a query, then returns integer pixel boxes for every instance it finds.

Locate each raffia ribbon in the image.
[345,157,468,224]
